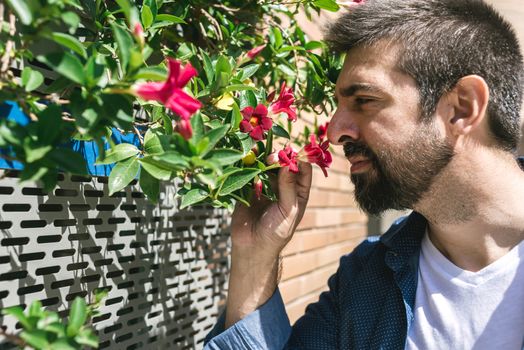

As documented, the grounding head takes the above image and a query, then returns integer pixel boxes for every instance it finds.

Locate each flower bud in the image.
[266,152,279,165]
[242,150,257,166]
[253,176,263,200]
[133,23,145,47]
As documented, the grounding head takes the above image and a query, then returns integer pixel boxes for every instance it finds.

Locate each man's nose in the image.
[327,107,360,145]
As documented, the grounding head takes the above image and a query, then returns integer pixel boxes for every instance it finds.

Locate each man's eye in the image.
[355,97,373,105]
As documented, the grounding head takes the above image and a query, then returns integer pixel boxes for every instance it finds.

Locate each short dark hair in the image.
[326,0,524,152]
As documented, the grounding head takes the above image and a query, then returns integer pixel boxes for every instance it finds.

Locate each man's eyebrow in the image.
[339,83,384,97]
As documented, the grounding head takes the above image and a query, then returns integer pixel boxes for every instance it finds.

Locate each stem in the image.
[0,11,16,74]
[133,125,144,148]
[0,328,25,347]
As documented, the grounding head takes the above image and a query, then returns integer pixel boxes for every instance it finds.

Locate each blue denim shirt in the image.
[204,212,425,349]
[204,157,524,349]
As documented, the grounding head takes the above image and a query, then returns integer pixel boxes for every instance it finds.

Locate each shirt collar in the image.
[380,212,427,272]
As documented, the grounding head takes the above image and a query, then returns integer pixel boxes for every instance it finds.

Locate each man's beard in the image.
[345,124,454,216]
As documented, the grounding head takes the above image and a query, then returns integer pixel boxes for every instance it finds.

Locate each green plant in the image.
[0,0,344,210]
[0,290,108,349]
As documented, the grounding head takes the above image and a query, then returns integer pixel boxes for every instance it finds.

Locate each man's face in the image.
[327,44,454,215]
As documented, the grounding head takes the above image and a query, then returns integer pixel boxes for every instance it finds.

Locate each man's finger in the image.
[277,166,298,216]
[296,161,312,210]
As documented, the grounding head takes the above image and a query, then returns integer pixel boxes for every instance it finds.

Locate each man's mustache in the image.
[343,142,374,159]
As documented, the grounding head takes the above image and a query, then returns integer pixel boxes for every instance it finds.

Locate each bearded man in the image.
[204,0,524,348]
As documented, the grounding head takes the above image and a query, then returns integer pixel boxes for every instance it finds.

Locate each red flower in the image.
[270,82,297,122]
[176,118,192,140]
[278,145,299,173]
[253,176,263,200]
[301,135,332,177]
[317,122,329,141]
[247,44,266,59]
[239,104,273,141]
[134,58,202,119]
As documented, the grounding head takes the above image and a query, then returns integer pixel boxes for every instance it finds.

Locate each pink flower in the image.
[300,135,332,177]
[134,58,202,119]
[317,122,329,141]
[253,177,263,200]
[278,145,299,173]
[247,44,266,59]
[336,0,365,8]
[239,104,273,141]
[176,118,192,140]
[270,82,297,122]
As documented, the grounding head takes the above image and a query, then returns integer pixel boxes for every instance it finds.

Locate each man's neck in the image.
[414,152,524,272]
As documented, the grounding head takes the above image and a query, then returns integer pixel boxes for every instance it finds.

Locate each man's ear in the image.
[445,75,490,137]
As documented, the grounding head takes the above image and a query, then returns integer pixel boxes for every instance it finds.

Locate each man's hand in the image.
[225,162,313,328]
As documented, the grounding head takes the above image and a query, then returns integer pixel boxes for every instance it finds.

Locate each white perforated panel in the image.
[0,170,230,349]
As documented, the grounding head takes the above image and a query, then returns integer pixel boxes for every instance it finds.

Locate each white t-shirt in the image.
[405,233,524,349]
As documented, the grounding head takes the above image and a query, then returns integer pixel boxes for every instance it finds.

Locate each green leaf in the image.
[44,322,66,337]
[96,144,139,164]
[270,27,283,49]
[99,94,134,130]
[231,103,242,132]
[133,66,167,81]
[144,126,169,155]
[21,67,44,92]
[36,52,85,84]
[61,12,81,34]
[66,297,87,337]
[277,63,296,77]
[25,144,52,163]
[190,112,204,144]
[238,64,260,81]
[150,151,189,170]
[238,90,257,109]
[219,168,261,195]
[272,124,290,139]
[199,124,230,157]
[108,157,139,195]
[6,0,33,25]
[180,189,209,209]
[111,23,134,71]
[75,328,99,348]
[37,104,62,145]
[200,49,214,83]
[215,56,232,86]
[76,108,99,134]
[50,338,77,350]
[20,330,49,349]
[37,312,59,329]
[305,41,324,51]
[205,149,243,166]
[155,14,186,24]
[51,32,87,59]
[235,132,255,155]
[49,149,87,175]
[224,84,257,93]
[139,168,160,203]
[2,306,32,330]
[139,158,172,180]
[313,0,340,11]
[141,5,154,29]
[28,300,43,318]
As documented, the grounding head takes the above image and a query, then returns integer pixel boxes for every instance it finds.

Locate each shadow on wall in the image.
[0,171,230,349]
